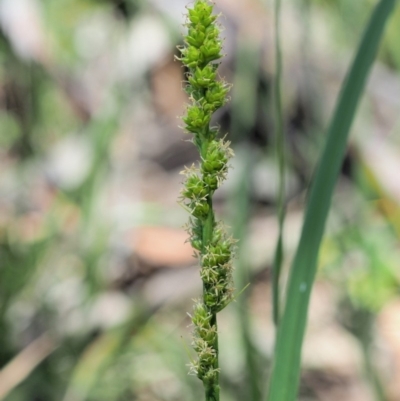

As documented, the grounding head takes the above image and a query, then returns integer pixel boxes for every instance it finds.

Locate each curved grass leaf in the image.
[267,0,397,400]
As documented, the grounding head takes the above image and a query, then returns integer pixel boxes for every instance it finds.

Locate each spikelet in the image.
[177,1,235,399]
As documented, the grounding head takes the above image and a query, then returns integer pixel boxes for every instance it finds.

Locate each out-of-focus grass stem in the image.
[360,324,389,401]
[230,41,263,401]
[272,0,286,327]
[231,148,262,401]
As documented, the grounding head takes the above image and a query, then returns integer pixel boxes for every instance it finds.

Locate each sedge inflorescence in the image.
[178,0,235,397]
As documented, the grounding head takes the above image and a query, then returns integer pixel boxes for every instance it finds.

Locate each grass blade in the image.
[266,1,397,400]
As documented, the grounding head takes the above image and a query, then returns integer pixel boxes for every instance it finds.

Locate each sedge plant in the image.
[177,1,235,400]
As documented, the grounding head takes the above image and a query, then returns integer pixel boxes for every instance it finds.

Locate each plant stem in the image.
[204,314,219,401]
[202,199,215,250]
[179,3,234,398]
[232,148,263,401]
[272,0,286,327]
[229,40,263,400]
[202,199,219,400]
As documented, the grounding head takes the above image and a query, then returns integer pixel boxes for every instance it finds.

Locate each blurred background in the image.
[0,0,400,400]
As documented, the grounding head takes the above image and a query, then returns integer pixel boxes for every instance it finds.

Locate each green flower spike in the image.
[178,2,235,400]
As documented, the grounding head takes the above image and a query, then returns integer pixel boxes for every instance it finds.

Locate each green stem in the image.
[232,148,262,401]
[352,307,388,401]
[205,379,220,401]
[202,198,219,401]
[229,39,262,400]
[180,4,233,399]
[272,0,286,327]
[204,314,220,401]
[202,198,215,250]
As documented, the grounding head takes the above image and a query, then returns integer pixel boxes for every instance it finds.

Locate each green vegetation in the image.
[267,0,397,400]
[0,0,399,400]
[178,2,234,399]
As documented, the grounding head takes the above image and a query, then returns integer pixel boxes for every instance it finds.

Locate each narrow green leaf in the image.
[267,0,397,400]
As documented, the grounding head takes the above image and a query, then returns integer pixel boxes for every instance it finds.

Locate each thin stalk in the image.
[202,199,219,401]
[272,0,286,327]
[201,137,218,395]
[230,41,263,400]
[202,198,215,252]
[232,148,263,401]
[266,0,396,400]
[178,2,235,400]
[205,315,219,401]
[363,347,388,401]
[358,314,388,401]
